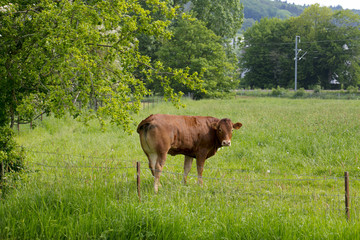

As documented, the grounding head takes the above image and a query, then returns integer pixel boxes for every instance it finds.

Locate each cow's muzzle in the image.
[222,140,231,146]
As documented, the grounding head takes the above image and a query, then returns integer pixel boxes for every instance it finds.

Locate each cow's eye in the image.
[218,129,222,133]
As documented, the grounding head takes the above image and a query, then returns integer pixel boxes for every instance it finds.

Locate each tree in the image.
[137,0,244,97]
[188,0,243,38]
[0,0,203,132]
[156,18,238,98]
[324,9,360,88]
[240,4,360,89]
[240,18,292,88]
[291,5,360,89]
[0,126,25,181]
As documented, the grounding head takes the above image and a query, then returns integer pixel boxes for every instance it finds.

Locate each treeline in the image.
[241,0,360,31]
[240,4,360,90]
[142,1,360,95]
[241,0,305,30]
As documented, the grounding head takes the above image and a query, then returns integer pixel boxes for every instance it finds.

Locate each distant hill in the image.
[241,0,360,31]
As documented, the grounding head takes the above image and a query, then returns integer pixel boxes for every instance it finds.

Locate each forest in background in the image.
[239,0,360,32]
[242,0,304,30]
[240,4,360,90]
[241,0,360,31]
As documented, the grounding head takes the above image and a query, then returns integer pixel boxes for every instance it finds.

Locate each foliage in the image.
[292,6,360,89]
[240,0,359,31]
[241,17,292,88]
[242,0,304,21]
[187,0,243,38]
[138,1,244,99]
[312,85,322,93]
[156,18,238,99]
[0,0,204,132]
[0,127,25,181]
[236,88,360,99]
[241,0,305,31]
[271,86,287,96]
[240,5,360,90]
[293,87,306,97]
[347,85,359,93]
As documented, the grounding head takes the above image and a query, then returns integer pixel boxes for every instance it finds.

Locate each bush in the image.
[312,85,322,94]
[271,86,286,97]
[347,86,358,94]
[194,91,234,100]
[293,88,306,98]
[0,127,25,181]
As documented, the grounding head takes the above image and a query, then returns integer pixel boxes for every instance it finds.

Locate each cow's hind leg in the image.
[154,152,167,193]
[147,153,157,176]
[183,156,193,185]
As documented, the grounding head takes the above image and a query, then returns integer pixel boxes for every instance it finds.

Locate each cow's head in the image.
[211,118,242,147]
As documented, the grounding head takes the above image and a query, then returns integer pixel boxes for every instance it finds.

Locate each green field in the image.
[1,97,360,239]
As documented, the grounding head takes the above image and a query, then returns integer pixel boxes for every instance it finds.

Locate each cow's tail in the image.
[137,121,154,152]
[137,114,154,135]
[137,121,150,135]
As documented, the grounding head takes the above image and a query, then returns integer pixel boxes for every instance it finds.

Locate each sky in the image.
[284,0,360,10]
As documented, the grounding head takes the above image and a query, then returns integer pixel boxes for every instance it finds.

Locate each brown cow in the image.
[137,114,242,193]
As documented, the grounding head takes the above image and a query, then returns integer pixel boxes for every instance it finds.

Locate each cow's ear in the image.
[233,122,242,130]
[210,122,218,130]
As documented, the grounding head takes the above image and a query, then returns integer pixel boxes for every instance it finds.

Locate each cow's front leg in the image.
[183,156,193,184]
[195,154,207,185]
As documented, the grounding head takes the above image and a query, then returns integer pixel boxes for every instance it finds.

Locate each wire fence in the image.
[15,149,360,220]
[25,149,354,180]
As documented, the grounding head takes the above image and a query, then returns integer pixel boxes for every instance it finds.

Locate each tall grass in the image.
[1,97,360,239]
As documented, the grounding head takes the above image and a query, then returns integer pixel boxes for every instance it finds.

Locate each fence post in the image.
[137,162,141,202]
[345,171,350,220]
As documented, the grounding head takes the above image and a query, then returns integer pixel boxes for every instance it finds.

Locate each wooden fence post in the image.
[345,171,350,220]
[137,162,141,202]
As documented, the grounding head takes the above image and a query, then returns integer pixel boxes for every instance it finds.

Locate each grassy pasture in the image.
[1,97,360,239]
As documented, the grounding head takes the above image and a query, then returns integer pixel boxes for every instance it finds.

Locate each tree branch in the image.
[17,111,47,125]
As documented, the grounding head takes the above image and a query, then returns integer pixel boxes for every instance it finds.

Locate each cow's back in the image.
[137,114,219,157]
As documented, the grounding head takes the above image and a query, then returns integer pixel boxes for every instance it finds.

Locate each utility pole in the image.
[294,36,300,91]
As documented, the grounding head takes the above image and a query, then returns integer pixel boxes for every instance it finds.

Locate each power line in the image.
[242,37,360,47]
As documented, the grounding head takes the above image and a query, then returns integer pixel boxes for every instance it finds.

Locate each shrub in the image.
[196,91,234,99]
[271,86,286,97]
[0,127,25,181]
[347,86,358,94]
[312,85,322,94]
[293,88,306,98]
